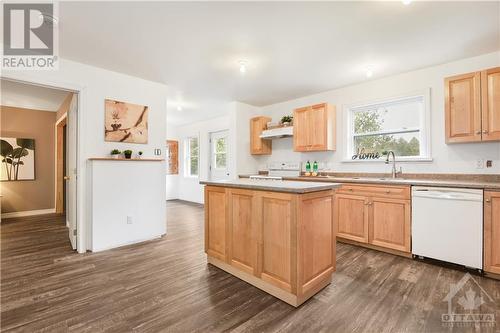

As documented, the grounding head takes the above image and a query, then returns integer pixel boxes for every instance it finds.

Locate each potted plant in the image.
[110,149,121,159]
[280,115,293,126]
[123,149,133,159]
[137,151,143,159]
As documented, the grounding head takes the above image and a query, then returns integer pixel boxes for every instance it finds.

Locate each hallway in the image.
[1,201,499,332]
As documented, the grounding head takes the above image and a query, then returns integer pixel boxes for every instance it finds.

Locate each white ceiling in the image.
[58,1,499,125]
[1,79,70,112]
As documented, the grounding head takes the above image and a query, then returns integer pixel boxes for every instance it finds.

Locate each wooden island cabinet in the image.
[484,191,500,275]
[203,180,340,306]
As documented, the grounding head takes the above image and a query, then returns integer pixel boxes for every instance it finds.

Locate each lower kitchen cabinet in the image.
[335,184,411,255]
[204,186,336,306]
[370,197,411,253]
[334,194,368,243]
[484,191,500,275]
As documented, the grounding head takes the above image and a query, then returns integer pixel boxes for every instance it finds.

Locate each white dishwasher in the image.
[412,186,483,269]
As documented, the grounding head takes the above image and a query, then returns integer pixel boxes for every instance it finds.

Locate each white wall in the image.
[166,124,179,200]
[3,58,168,252]
[256,52,500,175]
[91,160,165,251]
[177,115,231,204]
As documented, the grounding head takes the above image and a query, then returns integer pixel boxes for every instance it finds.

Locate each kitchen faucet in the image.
[385,151,402,178]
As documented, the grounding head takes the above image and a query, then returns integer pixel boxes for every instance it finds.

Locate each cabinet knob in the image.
[475,130,482,135]
[385,190,391,194]
[486,199,491,203]
[483,130,489,134]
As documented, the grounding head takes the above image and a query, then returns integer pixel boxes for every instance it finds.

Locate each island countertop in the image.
[200,178,341,194]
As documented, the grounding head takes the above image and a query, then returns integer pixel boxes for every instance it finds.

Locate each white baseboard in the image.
[1,208,56,219]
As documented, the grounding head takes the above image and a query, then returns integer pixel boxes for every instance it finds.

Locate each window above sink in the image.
[344,89,431,162]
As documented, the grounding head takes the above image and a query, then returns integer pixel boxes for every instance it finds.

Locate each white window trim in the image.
[342,89,432,163]
[184,135,200,178]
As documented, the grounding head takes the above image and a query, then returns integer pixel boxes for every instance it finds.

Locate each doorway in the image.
[209,130,230,180]
[1,78,79,250]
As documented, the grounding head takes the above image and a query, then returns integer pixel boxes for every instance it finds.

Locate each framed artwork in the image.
[105,99,148,143]
[0,138,35,181]
[166,140,178,175]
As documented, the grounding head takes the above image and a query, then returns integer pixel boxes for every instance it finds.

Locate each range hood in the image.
[260,126,293,139]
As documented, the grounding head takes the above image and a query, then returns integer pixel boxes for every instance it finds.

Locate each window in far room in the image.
[185,136,199,177]
[346,92,430,161]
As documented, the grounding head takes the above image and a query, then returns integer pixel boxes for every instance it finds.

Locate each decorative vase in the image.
[111,154,120,159]
[124,153,132,159]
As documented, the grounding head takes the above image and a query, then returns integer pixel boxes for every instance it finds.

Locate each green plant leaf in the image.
[11,147,28,159]
[0,140,13,157]
[16,138,35,150]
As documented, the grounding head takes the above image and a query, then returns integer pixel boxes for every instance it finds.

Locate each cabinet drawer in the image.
[337,183,410,200]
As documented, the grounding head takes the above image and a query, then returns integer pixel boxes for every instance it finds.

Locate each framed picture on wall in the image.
[0,138,35,181]
[104,99,149,143]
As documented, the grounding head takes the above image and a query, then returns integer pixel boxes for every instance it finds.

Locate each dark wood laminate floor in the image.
[1,200,499,333]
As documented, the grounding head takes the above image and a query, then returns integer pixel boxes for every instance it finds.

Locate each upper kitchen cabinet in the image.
[293,103,336,152]
[445,67,500,143]
[250,116,272,155]
[481,67,500,141]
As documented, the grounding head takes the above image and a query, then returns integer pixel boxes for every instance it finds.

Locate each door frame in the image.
[55,114,67,214]
[209,129,230,180]
[1,73,87,253]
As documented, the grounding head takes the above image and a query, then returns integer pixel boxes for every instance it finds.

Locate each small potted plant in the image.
[123,149,133,159]
[137,151,143,159]
[110,149,121,159]
[280,115,293,126]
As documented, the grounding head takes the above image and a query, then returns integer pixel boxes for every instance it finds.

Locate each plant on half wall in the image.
[123,149,133,159]
[1,138,35,181]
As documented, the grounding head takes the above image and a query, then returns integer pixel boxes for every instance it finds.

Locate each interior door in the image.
[209,130,230,180]
[66,94,78,249]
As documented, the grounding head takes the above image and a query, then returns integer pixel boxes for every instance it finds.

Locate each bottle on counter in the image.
[312,161,318,176]
[305,160,311,176]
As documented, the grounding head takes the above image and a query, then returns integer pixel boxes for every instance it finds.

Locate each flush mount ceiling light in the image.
[177,106,182,111]
[365,68,374,78]
[402,0,412,5]
[239,60,247,74]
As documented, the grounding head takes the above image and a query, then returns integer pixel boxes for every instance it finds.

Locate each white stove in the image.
[249,162,301,180]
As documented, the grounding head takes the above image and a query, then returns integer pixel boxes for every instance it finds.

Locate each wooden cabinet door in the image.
[334,194,368,243]
[257,192,295,292]
[293,107,310,151]
[298,191,334,295]
[309,104,327,150]
[445,72,482,143]
[250,116,272,155]
[369,198,411,253]
[205,186,227,261]
[484,191,500,274]
[481,67,500,142]
[227,189,257,274]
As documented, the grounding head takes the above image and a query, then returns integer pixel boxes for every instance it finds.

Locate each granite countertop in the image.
[200,178,341,194]
[239,174,500,190]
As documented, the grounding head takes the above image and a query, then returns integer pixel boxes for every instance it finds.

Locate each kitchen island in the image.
[200,179,341,306]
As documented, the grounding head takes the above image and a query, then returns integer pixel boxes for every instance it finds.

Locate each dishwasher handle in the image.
[412,189,483,202]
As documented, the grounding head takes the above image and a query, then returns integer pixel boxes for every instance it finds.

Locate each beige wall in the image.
[1,106,56,213]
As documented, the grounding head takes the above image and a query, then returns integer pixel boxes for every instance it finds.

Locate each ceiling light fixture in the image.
[177,106,182,111]
[365,68,374,78]
[239,60,247,74]
[402,0,412,5]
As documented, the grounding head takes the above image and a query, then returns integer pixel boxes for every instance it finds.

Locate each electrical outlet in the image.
[476,159,485,169]
[127,216,133,224]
